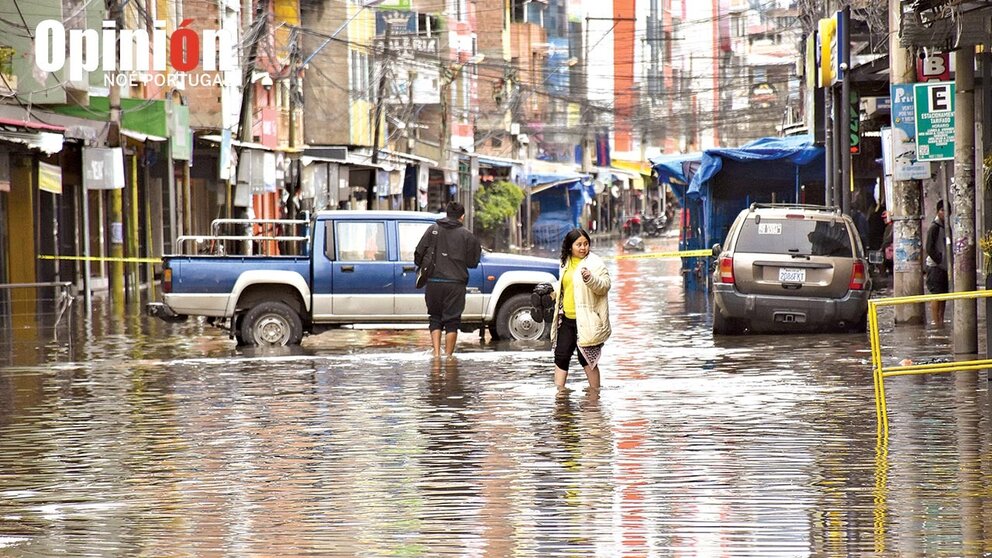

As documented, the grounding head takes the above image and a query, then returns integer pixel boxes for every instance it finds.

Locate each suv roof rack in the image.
[748,202,841,214]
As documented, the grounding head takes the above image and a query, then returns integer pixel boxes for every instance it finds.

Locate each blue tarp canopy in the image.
[650,136,826,291]
[686,134,826,258]
[649,153,702,206]
[526,171,594,245]
[525,171,588,188]
[649,153,702,186]
[688,135,824,200]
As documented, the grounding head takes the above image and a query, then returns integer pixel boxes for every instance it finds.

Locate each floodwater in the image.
[1,236,991,557]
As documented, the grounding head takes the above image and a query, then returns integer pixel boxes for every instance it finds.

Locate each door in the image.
[395,220,432,316]
[330,220,395,318]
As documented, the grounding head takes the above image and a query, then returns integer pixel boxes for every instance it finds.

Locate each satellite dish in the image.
[593,179,605,195]
[610,185,621,198]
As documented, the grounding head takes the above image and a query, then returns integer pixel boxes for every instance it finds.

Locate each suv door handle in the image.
[340,265,355,272]
[402,265,416,272]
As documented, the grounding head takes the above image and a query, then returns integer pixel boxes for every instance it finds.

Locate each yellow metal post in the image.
[129,153,140,299]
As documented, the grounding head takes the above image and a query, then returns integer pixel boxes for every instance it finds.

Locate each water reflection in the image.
[0,236,991,555]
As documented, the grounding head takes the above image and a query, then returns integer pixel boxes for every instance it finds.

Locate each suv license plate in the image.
[779,268,806,283]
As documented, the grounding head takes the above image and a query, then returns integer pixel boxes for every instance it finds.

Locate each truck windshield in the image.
[735,218,853,257]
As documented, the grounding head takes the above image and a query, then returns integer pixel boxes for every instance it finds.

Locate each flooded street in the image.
[2,237,991,556]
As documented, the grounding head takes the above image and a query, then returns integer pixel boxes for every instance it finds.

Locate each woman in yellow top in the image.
[551,228,612,390]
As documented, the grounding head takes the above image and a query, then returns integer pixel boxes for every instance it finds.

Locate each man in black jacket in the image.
[415,201,482,357]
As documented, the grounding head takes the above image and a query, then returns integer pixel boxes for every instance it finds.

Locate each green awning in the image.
[53,96,169,138]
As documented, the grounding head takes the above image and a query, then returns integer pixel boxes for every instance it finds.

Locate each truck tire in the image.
[495,293,549,341]
[240,301,304,347]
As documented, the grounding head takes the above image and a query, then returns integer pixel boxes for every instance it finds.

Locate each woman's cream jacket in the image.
[551,251,612,347]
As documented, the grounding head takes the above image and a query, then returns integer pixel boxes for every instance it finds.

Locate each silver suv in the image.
[711,203,870,335]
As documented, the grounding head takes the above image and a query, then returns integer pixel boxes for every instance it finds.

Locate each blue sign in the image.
[376,11,417,36]
[889,84,929,180]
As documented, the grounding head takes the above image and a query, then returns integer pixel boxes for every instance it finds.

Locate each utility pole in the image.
[952,47,977,353]
[106,0,124,309]
[824,83,833,204]
[581,17,592,173]
[981,51,992,357]
[889,0,925,324]
[839,6,851,214]
[289,29,298,152]
[235,0,267,220]
[370,26,390,210]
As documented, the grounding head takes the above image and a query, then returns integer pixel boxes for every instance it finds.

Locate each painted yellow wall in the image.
[349,7,377,147]
[274,0,300,60]
[8,155,36,328]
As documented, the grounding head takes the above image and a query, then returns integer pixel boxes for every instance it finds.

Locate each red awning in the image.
[0,117,65,133]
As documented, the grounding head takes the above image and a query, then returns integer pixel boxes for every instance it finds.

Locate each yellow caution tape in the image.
[613,249,712,260]
[38,254,162,264]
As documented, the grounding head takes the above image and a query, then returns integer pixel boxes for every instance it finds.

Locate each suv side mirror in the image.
[712,243,722,257]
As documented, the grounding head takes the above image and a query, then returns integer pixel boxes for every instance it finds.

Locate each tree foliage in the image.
[473,180,525,232]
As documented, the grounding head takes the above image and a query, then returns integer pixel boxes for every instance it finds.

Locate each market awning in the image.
[688,135,823,199]
[478,154,523,168]
[381,148,437,167]
[649,152,702,187]
[122,129,167,142]
[609,167,644,190]
[0,119,64,154]
[610,159,652,176]
[54,97,169,138]
[299,154,391,171]
[199,134,276,151]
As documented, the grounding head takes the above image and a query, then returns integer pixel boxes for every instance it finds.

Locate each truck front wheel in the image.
[495,293,549,341]
[240,301,304,346]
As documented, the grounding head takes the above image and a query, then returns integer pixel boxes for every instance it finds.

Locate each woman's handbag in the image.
[530,283,554,323]
[415,226,439,288]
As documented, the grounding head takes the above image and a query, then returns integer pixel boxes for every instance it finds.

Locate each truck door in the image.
[329,220,394,318]
[395,220,431,316]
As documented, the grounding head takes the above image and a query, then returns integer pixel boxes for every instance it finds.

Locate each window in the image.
[736,219,853,257]
[350,51,370,98]
[336,221,387,261]
[398,222,432,261]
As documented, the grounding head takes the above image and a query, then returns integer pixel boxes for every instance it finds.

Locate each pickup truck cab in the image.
[148,210,560,346]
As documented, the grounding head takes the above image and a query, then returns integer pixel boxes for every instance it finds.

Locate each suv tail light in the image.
[718,256,735,284]
[163,267,172,294]
[848,260,866,290]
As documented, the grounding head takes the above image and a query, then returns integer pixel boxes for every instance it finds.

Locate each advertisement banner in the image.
[889,84,930,180]
[817,18,836,87]
[38,161,62,194]
[83,147,126,190]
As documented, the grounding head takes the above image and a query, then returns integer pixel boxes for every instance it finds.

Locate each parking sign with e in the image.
[913,81,955,161]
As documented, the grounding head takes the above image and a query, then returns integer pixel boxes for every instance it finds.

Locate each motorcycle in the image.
[642,214,668,237]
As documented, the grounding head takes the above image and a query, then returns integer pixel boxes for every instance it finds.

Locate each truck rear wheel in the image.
[495,293,549,341]
[241,301,303,347]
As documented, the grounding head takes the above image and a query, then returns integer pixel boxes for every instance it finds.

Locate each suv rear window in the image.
[735,218,853,257]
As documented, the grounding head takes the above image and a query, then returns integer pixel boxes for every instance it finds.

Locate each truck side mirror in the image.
[712,243,722,257]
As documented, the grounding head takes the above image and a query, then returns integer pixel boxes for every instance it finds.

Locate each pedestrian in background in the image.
[415,201,482,357]
[550,228,611,391]
[925,199,948,326]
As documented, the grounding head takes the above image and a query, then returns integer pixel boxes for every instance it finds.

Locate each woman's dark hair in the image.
[559,228,592,266]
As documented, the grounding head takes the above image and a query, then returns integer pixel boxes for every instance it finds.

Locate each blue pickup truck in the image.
[147,210,560,346]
